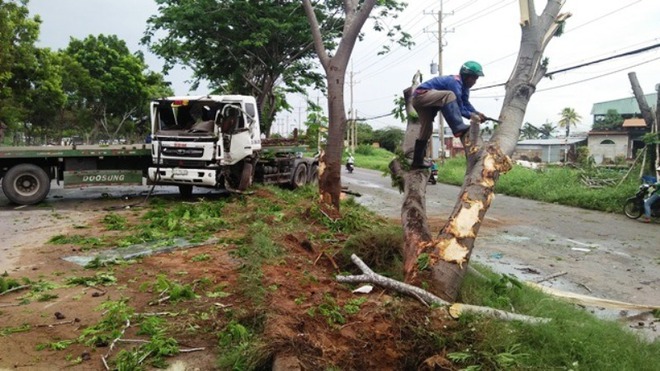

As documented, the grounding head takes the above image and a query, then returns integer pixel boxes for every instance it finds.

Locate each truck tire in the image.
[237,162,253,191]
[1,164,51,205]
[291,164,308,189]
[309,164,319,186]
[178,185,193,198]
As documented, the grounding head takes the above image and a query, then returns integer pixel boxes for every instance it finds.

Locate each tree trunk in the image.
[400,0,569,302]
[629,72,659,176]
[319,67,347,210]
[303,0,376,212]
[628,72,655,127]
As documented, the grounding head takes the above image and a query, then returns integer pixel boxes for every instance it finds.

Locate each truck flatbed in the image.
[0,144,151,158]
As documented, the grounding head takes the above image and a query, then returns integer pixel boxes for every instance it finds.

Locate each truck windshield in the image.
[155,100,223,132]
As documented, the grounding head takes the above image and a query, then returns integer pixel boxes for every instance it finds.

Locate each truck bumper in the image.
[147,167,218,187]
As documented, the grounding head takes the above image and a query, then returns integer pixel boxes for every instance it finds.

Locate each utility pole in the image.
[437,2,445,163]
[425,1,452,163]
[347,67,358,154]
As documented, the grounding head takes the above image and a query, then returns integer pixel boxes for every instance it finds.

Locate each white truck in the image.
[146,94,318,196]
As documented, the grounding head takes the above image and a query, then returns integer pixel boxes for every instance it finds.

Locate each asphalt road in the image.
[340,167,660,309]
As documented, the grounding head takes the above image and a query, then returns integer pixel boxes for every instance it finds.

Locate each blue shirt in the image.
[417,75,477,119]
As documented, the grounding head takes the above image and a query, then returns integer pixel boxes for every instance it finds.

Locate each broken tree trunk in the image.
[398,0,570,302]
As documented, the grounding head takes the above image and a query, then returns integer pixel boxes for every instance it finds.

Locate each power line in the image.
[472,41,660,92]
[472,54,660,99]
[545,42,660,77]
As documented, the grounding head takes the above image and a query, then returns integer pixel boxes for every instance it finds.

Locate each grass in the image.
[436,157,640,213]
[458,265,660,369]
[349,148,642,214]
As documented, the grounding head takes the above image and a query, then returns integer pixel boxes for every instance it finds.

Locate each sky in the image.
[28,0,660,136]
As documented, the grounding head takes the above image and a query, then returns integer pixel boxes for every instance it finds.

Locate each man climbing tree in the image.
[394,0,571,302]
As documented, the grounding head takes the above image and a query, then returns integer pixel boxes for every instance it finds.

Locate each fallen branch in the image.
[338,254,551,324]
[337,254,449,307]
[449,303,550,324]
[0,284,31,296]
[535,271,567,283]
[102,318,130,370]
[34,319,78,328]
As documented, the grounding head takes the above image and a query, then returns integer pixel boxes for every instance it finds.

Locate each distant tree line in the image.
[0,1,172,146]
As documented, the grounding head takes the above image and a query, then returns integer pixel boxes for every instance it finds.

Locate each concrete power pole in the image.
[348,68,358,154]
[437,2,445,163]
[426,1,452,163]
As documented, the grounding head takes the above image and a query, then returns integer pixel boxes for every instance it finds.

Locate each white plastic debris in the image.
[352,285,373,294]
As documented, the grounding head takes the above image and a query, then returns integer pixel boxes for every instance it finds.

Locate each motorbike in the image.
[346,162,354,174]
[623,183,660,219]
[428,168,438,185]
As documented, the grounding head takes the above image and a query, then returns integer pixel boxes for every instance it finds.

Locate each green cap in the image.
[460,61,484,77]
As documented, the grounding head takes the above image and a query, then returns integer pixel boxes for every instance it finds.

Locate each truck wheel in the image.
[237,162,253,191]
[309,164,319,186]
[178,185,193,198]
[291,164,308,189]
[1,164,51,205]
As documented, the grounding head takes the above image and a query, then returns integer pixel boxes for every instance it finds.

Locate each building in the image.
[588,93,657,163]
[514,138,587,163]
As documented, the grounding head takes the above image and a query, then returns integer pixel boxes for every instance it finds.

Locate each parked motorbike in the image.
[623,183,660,219]
[428,168,438,185]
[346,162,354,174]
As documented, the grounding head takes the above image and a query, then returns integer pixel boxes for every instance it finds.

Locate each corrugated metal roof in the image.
[517,138,587,146]
[622,118,647,127]
[591,93,657,115]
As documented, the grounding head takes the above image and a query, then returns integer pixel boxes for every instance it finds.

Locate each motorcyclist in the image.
[346,153,355,172]
[410,61,487,169]
[642,166,660,223]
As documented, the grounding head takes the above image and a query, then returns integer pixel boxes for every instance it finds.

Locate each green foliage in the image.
[102,213,127,231]
[79,299,134,347]
[0,323,31,336]
[307,294,367,326]
[593,109,624,130]
[191,253,212,262]
[66,272,117,287]
[114,199,228,246]
[309,196,375,234]
[345,146,395,173]
[0,275,22,294]
[143,0,332,133]
[36,340,74,351]
[416,253,431,271]
[373,126,405,153]
[457,264,660,370]
[216,319,266,370]
[62,34,172,142]
[48,234,105,250]
[342,226,404,279]
[151,274,197,302]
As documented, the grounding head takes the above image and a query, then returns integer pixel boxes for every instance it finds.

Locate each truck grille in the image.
[162,159,207,168]
[161,146,205,158]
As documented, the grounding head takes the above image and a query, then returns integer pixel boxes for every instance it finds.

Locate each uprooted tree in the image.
[392,0,571,302]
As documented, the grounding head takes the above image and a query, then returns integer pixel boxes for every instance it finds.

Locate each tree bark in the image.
[400,0,570,302]
[628,72,655,128]
[303,0,376,212]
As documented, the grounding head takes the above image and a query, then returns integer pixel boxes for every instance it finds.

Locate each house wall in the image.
[588,134,628,164]
[513,145,566,163]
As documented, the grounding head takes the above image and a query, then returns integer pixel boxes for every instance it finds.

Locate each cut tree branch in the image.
[338,254,551,324]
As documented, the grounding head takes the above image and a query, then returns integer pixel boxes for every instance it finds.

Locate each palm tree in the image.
[558,107,582,162]
[539,121,557,139]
